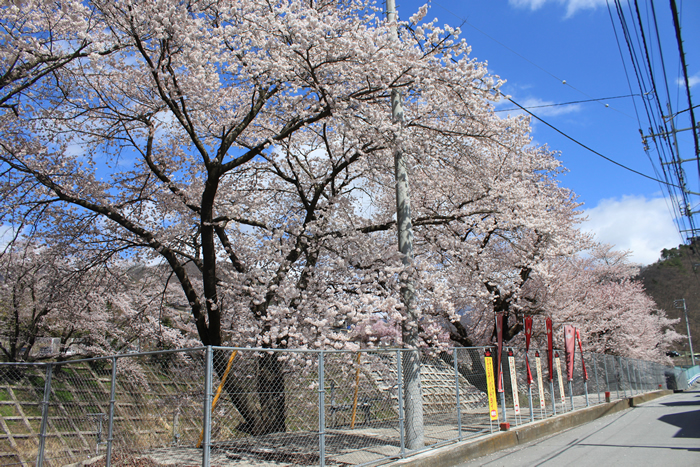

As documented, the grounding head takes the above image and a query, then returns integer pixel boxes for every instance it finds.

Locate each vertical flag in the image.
[484,349,499,421]
[555,351,566,407]
[524,316,534,386]
[535,351,546,409]
[564,325,576,382]
[496,312,504,393]
[545,317,554,382]
[508,349,521,415]
[576,328,588,381]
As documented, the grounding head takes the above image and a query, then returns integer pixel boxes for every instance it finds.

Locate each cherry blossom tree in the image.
[525,244,682,361]
[0,240,196,362]
[0,0,117,113]
[1,0,524,434]
[0,0,671,435]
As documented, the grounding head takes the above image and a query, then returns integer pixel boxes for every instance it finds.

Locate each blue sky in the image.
[397,0,699,264]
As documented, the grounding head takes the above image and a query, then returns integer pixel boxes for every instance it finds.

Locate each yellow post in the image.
[197,350,238,448]
[350,352,362,429]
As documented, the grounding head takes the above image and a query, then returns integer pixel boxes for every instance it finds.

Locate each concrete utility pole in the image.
[674,299,696,366]
[387,0,424,450]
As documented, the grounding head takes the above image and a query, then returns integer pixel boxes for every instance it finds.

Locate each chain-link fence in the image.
[0,346,671,466]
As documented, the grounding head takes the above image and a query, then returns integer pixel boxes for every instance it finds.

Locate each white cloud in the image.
[677,72,700,89]
[494,96,581,120]
[509,0,608,17]
[0,225,17,250]
[581,195,681,265]
[520,97,581,117]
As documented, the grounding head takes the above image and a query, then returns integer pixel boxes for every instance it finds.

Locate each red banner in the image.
[496,312,504,393]
[546,317,553,382]
[564,325,576,381]
[524,316,533,386]
[576,328,588,381]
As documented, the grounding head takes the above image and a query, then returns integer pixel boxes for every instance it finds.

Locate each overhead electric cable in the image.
[607,1,646,128]
[495,94,640,113]
[649,1,674,109]
[612,0,682,207]
[503,93,681,189]
[432,1,630,117]
[605,0,683,223]
[610,0,700,241]
[670,0,700,166]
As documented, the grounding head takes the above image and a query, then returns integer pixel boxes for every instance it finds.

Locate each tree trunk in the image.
[212,349,262,435]
[257,351,286,434]
[439,348,488,393]
[212,349,286,436]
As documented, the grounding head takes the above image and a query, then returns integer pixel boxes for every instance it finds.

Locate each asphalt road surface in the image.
[458,385,700,466]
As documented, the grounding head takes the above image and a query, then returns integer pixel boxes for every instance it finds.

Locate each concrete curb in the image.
[385,389,673,467]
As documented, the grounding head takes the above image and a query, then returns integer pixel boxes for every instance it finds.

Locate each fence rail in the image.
[0,347,670,467]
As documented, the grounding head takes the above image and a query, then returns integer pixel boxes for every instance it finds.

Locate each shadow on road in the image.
[576,443,700,452]
[658,409,700,438]
[661,400,700,406]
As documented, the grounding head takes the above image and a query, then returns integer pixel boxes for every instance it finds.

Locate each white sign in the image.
[508,353,520,415]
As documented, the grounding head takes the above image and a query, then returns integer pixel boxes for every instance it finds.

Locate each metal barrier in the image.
[0,347,670,466]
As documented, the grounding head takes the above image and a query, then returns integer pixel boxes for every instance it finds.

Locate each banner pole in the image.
[500,388,507,423]
[550,380,556,416]
[528,384,534,423]
[568,380,574,411]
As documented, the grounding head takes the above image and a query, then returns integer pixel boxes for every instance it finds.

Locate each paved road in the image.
[458,385,700,466]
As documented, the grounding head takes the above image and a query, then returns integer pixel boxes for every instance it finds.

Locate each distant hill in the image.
[638,243,700,355]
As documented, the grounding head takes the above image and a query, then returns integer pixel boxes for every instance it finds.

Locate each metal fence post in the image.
[625,359,634,395]
[202,346,213,467]
[646,361,651,390]
[106,357,117,467]
[36,364,52,467]
[318,350,326,467]
[454,349,462,440]
[603,354,610,395]
[616,357,625,399]
[592,354,600,404]
[397,350,405,458]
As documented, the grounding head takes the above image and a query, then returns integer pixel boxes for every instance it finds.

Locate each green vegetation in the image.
[638,242,700,354]
[0,404,16,417]
[53,390,74,403]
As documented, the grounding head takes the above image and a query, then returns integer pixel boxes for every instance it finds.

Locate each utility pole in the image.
[387,0,424,450]
[674,299,696,366]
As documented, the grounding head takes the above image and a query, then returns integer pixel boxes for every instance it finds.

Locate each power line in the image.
[495,94,639,113]
[670,0,700,164]
[608,0,700,241]
[431,1,624,111]
[503,93,681,188]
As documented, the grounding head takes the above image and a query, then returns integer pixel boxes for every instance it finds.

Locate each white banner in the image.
[508,353,520,415]
[555,353,566,409]
[535,353,546,409]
